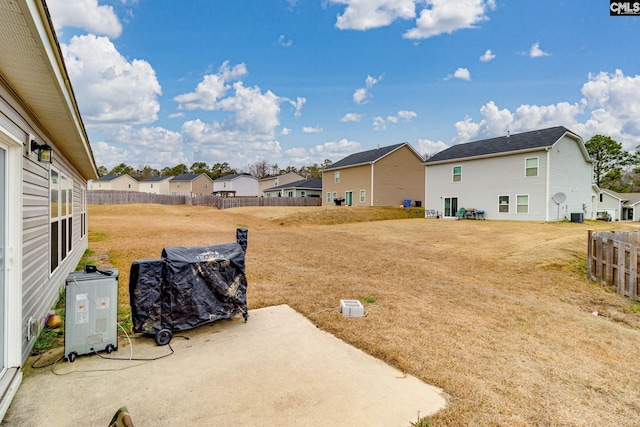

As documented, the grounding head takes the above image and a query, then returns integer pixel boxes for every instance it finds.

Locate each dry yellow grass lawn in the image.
[89,204,640,426]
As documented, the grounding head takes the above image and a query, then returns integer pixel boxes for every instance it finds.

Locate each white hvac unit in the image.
[64,268,119,362]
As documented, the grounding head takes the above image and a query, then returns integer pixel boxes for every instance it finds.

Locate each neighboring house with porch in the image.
[0,1,98,418]
[138,175,173,195]
[169,173,213,196]
[322,143,425,206]
[424,126,594,221]
[263,178,322,198]
[597,189,640,221]
[213,173,259,197]
[258,172,303,194]
[88,174,138,191]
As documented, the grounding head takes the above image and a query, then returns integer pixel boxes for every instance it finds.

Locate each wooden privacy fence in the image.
[87,190,322,209]
[587,230,639,301]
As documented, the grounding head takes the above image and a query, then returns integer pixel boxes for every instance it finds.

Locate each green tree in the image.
[108,163,134,176]
[162,164,188,176]
[97,165,108,177]
[585,135,629,188]
[210,162,235,179]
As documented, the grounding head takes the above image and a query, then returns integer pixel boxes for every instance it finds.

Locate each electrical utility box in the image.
[64,268,119,362]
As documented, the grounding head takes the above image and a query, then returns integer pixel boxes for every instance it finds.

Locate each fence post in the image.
[587,229,593,281]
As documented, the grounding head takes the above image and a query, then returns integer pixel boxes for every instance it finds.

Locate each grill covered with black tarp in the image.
[130,228,248,345]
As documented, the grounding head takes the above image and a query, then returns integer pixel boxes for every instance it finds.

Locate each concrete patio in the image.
[2,305,446,426]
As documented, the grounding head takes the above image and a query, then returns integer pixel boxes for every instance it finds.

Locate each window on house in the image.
[327,192,331,203]
[334,172,340,183]
[453,166,462,182]
[150,183,154,188]
[498,195,509,213]
[301,191,306,197]
[287,191,294,197]
[517,194,529,213]
[128,184,131,189]
[599,193,603,202]
[332,191,337,201]
[360,190,366,202]
[80,187,86,238]
[50,170,73,272]
[177,183,180,188]
[205,183,208,189]
[525,157,539,177]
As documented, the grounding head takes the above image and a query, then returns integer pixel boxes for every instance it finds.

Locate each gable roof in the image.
[140,175,173,182]
[214,173,256,182]
[324,143,416,171]
[425,126,589,164]
[171,173,210,182]
[259,172,303,182]
[602,189,640,206]
[96,174,137,182]
[264,178,322,191]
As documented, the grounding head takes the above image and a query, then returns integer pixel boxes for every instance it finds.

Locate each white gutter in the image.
[545,147,551,222]
[370,163,374,206]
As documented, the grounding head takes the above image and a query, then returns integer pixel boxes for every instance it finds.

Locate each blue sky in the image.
[48,1,640,171]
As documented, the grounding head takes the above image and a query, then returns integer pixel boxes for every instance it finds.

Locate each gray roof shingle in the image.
[323,143,406,171]
[425,126,576,164]
[264,178,322,191]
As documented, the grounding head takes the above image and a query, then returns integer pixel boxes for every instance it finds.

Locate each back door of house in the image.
[345,191,353,206]
[444,197,458,217]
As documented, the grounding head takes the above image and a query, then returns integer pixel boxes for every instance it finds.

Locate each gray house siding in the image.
[547,135,594,221]
[426,151,548,220]
[22,152,88,362]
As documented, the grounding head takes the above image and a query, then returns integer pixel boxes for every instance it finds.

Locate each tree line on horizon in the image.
[97,158,334,181]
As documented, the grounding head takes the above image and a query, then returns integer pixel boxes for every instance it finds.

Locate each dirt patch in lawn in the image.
[88,204,640,426]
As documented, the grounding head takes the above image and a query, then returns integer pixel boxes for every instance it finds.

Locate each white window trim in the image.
[525,157,539,177]
[516,194,529,214]
[498,195,510,214]
[360,190,366,203]
[452,165,462,182]
[334,171,340,183]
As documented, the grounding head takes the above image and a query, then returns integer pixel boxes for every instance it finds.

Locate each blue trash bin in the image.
[403,199,411,208]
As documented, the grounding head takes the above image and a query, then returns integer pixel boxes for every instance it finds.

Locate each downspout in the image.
[545,147,551,222]
[370,163,374,206]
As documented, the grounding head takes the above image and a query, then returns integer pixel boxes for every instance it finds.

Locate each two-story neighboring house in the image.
[213,173,259,197]
[258,172,303,195]
[169,173,214,196]
[138,176,173,195]
[424,126,594,221]
[322,143,425,207]
[89,174,138,191]
[0,1,98,417]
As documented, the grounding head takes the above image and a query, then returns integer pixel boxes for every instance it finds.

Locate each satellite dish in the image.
[552,192,566,204]
[551,192,566,221]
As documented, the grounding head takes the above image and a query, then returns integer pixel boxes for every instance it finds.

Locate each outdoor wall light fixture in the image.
[30,139,53,163]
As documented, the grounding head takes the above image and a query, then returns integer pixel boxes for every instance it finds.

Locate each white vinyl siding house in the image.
[213,173,259,197]
[425,127,594,221]
[0,1,98,418]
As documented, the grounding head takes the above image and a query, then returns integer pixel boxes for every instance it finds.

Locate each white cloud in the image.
[397,110,418,120]
[288,97,307,117]
[445,67,471,81]
[373,110,417,130]
[303,126,323,133]
[404,0,495,40]
[285,139,362,165]
[479,49,495,62]
[417,138,449,158]
[281,127,292,135]
[174,62,248,111]
[278,35,293,47]
[48,0,122,38]
[169,112,185,119]
[340,113,365,122]
[330,0,416,30]
[353,74,383,104]
[61,35,161,125]
[450,70,640,150]
[529,42,550,58]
